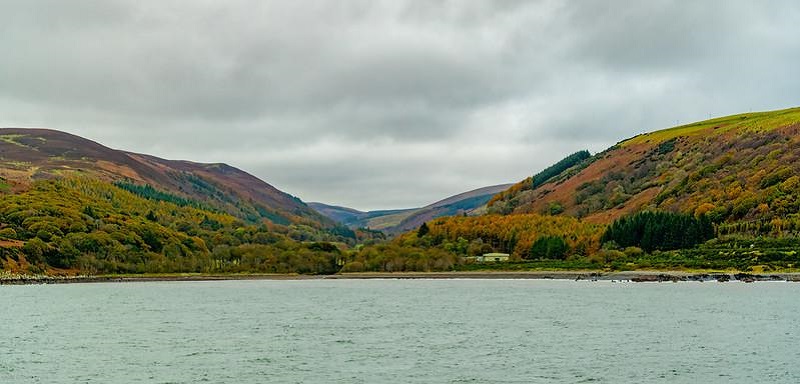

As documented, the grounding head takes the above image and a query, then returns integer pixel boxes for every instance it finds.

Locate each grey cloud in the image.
[1,1,799,210]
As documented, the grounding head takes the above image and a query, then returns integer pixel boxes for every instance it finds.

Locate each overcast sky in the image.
[2,1,799,210]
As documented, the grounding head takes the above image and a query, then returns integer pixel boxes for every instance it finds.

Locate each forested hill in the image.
[0,128,329,227]
[487,107,800,229]
[388,106,800,268]
[0,129,375,276]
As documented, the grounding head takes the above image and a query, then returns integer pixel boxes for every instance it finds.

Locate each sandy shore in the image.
[3,270,800,285]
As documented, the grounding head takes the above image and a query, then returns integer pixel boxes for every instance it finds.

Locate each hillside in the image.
[306,203,416,229]
[0,128,329,227]
[0,129,370,276]
[0,178,350,276]
[489,106,800,230]
[382,106,800,270]
[306,203,366,224]
[6,107,800,276]
[311,183,512,234]
[386,184,515,234]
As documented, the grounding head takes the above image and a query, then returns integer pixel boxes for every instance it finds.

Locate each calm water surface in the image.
[2,279,800,383]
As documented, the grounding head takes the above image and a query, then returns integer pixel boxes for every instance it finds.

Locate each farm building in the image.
[475,253,510,262]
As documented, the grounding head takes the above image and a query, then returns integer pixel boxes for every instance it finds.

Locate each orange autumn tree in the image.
[400,214,604,259]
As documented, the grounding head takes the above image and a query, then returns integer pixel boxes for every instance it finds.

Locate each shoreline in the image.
[3,270,800,285]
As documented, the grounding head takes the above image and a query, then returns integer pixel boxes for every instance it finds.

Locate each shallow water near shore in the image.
[3,279,800,383]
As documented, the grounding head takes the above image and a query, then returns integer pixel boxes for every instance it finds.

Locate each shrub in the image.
[623,246,644,258]
[340,261,365,273]
[0,227,17,239]
[589,249,626,264]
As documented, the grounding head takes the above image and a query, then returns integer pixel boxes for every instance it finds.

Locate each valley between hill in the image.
[3,106,800,279]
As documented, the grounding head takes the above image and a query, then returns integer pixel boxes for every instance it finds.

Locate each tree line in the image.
[601,211,715,252]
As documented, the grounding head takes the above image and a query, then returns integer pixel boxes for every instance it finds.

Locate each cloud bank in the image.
[2,0,798,210]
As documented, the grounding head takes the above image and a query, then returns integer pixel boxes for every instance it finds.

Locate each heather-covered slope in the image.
[489,107,800,231]
[0,128,329,227]
[385,107,800,268]
[0,129,363,275]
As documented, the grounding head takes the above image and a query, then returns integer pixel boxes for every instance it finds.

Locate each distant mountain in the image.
[310,183,513,234]
[488,107,800,227]
[0,128,330,227]
[306,203,415,229]
[306,203,366,224]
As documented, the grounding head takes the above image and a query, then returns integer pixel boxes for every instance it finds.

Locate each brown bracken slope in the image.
[0,128,330,227]
[489,107,800,226]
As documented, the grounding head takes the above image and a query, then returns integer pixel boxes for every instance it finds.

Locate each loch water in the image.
[2,279,800,383]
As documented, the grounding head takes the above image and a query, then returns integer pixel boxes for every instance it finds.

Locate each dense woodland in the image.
[0,178,368,275]
[601,211,715,252]
[2,176,800,276]
[3,174,800,276]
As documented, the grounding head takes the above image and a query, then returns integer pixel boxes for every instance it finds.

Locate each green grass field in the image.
[623,106,800,146]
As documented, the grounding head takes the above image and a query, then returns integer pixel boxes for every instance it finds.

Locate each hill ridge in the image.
[0,127,328,227]
[311,183,513,234]
[488,106,800,226]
